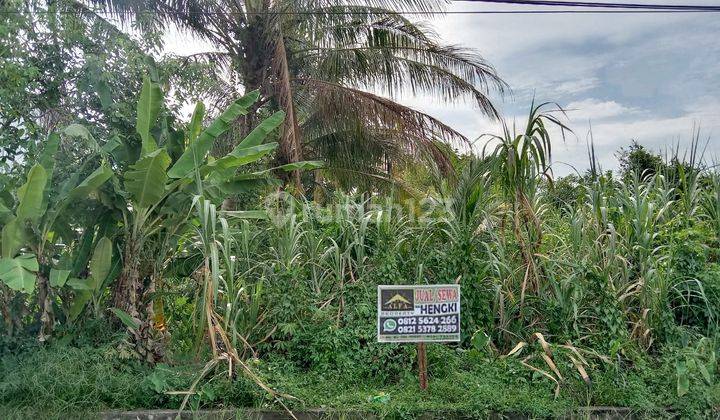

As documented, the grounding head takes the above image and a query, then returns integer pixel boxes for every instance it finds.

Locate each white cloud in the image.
[433,2,719,59]
[416,3,720,174]
[550,98,720,175]
[564,99,640,121]
[555,78,600,96]
[162,27,212,56]
[158,3,720,175]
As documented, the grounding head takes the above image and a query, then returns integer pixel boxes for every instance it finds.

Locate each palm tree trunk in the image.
[313,171,325,203]
[272,28,304,193]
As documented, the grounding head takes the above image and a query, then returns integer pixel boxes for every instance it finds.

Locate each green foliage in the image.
[109,308,140,330]
[85,0,508,191]
[49,269,70,288]
[617,140,665,180]
[124,148,172,208]
[0,343,158,413]
[167,91,260,179]
[0,218,24,259]
[0,255,38,293]
[2,2,720,414]
[136,77,164,155]
[15,164,47,224]
[5,340,719,418]
[68,164,113,199]
[89,237,113,288]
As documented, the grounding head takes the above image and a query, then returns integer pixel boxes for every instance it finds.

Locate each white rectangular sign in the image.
[377,284,461,343]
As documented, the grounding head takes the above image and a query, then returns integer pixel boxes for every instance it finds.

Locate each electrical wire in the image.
[453,0,720,11]
[2,9,720,14]
[2,0,720,14]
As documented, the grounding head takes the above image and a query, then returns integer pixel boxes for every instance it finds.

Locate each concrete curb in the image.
[100,407,658,419]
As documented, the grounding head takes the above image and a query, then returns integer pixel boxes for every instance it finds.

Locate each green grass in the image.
[2,342,717,419]
[0,344,156,413]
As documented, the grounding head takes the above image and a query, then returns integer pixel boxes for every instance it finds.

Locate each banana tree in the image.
[92,78,319,355]
[0,132,113,339]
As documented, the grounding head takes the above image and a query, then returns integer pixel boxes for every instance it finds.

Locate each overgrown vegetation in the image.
[1,0,719,418]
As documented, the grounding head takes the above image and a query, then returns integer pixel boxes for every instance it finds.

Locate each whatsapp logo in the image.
[383,319,397,332]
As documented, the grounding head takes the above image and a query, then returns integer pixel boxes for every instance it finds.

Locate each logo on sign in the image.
[382,319,397,332]
[381,289,414,311]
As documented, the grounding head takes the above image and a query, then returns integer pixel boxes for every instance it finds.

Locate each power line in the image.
[453,0,720,11]
[2,9,720,15]
[3,0,720,15]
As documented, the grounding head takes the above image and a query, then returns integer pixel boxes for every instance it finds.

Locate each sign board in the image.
[377,284,460,343]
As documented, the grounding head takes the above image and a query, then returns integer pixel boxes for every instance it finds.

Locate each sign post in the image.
[377,284,461,390]
[417,342,428,390]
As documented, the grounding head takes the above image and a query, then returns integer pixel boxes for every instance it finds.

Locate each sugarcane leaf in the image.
[222,210,268,220]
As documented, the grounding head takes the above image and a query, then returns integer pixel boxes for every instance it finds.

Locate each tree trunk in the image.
[112,238,141,319]
[111,238,165,363]
[313,171,325,204]
[0,284,15,336]
[150,275,166,332]
[36,256,54,341]
[272,29,304,194]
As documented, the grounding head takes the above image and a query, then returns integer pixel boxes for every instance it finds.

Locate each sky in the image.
[163,1,720,176]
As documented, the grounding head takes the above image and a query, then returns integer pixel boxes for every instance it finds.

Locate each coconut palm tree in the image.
[85,0,506,191]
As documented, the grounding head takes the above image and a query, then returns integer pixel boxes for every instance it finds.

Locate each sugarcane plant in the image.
[482,102,570,304]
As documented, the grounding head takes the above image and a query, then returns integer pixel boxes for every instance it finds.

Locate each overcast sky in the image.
[163,1,720,175]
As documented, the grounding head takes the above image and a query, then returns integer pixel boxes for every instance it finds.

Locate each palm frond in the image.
[300,77,468,144]
[283,0,447,16]
[294,5,436,48]
[306,47,503,117]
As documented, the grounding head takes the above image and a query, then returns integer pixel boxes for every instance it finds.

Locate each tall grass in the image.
[185,138,715,350]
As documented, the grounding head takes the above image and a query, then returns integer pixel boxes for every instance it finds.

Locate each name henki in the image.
[418,302,458,314]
